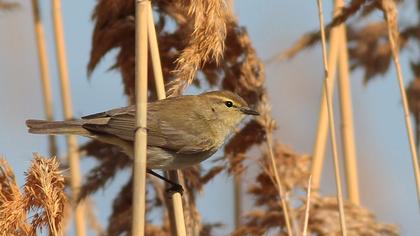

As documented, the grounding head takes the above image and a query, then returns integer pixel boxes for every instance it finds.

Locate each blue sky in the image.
[0,0,419,235]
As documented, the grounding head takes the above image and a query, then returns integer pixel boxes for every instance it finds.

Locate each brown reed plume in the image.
[302,195,398,235]
[167,0,228,96]
[232,144,398,236]
[276,0,420,83]
[0,154,66,236]
[278,0,420,128]
[0,158,32,236]
[24,154,66,236]
[269,0,370,62]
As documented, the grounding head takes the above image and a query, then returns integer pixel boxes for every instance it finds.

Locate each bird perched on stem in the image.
[26,90,259,191]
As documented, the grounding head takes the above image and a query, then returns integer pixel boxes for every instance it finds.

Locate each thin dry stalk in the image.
[51,0,85,235]
[302,176,312,236]
[382,0,420,207]
[147,3,187,235]
[337,12,360,205]
[148,6,166,100]
[31,0,57,157]
[266,132,293,236]
[311,9,341,193]
[316,0,347,235]
[312,0,360,206]
[132,0,149,235]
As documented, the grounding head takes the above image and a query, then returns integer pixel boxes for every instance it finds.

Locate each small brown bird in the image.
[26,91,259,171]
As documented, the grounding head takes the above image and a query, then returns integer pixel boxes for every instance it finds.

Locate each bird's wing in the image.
[81,106,136,141]
[82,101,216,154]
[148,117,216,154]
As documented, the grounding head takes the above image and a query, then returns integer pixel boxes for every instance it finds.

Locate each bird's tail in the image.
[26,119,91,136]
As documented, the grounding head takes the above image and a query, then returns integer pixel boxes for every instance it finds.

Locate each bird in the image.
[26,90,259,191]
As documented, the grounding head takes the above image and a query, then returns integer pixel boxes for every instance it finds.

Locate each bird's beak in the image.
[240,107,260,116]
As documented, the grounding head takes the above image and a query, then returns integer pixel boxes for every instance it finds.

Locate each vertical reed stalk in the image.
[148,6,165,100]
[311,13,340,193]
[168,171,187,236]
[266,132,293,236]
[132,0,149,235]
[337,20,360,205]
[383,0,420,207]
[302,176,312,236]
[51,1,85,235]
[31,0,57,157]
[316,0,347,235]
[147,4,187,235]
[312,0,360,205]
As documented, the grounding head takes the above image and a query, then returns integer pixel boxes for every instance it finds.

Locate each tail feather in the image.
[26,119,90,136]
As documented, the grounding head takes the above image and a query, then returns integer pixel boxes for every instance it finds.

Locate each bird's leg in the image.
[146,169,184,195]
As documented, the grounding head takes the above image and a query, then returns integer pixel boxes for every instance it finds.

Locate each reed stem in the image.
[148,6,165,100]
[383,0,420,208]
[337,20,360,205]
[311,13,340,193]
[147,3,187,235]
[316,0,347,235]
[132,0,149,235]
[266,132,293,236]
[31,0,57,157]
[51,1,85,235]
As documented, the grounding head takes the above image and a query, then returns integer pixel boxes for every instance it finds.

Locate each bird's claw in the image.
[166,183,184,196]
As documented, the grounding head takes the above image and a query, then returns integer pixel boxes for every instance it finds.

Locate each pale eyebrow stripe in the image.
[205,93,247,107]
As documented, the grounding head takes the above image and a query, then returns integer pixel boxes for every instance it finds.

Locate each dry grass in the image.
[0,154,66,236]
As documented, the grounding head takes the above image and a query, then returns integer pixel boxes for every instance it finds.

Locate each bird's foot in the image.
[166,183,184,196]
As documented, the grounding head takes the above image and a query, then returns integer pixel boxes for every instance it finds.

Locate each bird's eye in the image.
[225,101,233,107]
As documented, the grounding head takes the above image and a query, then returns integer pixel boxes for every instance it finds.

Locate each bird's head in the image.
[200,90,259,128]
